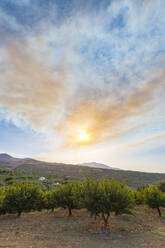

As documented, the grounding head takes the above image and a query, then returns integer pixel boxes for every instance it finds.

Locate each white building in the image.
[39,177,46,181]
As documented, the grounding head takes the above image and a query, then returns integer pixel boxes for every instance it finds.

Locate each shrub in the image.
[134,191,143,205]
[0,187,6,215]
[44,190,57,211]
[144,185,165,216]
[55,182,80,216]
[4,183,45,216]
[81,177,135,229]
[158,181,165,193]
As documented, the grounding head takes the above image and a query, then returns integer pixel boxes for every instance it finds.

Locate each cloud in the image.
[0,0,165,149]
[58,75,164,146]
[133,133,165,148]
[114,132,165,155]
[0,39,68,131]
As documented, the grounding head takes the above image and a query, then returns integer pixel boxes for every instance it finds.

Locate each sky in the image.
[0,0,165,173]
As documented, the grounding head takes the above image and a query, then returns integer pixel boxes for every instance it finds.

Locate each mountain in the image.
[0,153,165,188]
[0,153,18,163]
[77,162,120,170]
[0,154,119,170]
[0,153,37,163]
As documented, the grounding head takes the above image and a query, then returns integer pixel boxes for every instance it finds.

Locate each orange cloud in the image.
[0,39,68,130]
[59,77,164,147]
[0,38,164,148]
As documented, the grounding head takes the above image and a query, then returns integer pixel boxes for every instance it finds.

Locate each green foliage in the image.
[4,182,45,216]
[55,182,80,216]
[81,177,135,228]
[0,170,41,187]
[81,177,102,218]
[0,175,164,227]
[134,190,144,205]
[144,185,165,216]
[158,181,165,193]
[134,185,150,205]
[42,180,52,191]
[137,185,149,191]
[44,190,57,211]
[5,177,13,182]
[0,187,6,214]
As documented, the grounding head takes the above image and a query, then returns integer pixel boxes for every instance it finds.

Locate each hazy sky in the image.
[0,0,165,172]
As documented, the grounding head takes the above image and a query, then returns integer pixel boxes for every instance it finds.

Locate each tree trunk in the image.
[157,207,161,217]
[68,207,72,217]
[102,213,110,231]
[17,211,21,217]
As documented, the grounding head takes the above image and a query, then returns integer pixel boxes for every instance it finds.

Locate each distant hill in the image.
[0,153,165,188]
[0,154,118,170]
[0,153,17,163]
[0,153,38,164]
[77,162,120,170]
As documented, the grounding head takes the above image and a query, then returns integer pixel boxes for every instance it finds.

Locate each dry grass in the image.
[0,206,164,248]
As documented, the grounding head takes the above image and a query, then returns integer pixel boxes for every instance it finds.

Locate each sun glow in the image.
[77,131,90,142]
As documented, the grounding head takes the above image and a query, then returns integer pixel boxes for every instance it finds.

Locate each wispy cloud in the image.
[0,0,165,150]
[0,39,68,131]
[59,75,164,146]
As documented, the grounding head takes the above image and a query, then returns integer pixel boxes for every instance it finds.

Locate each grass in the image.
[119,226,128,232]
[152,229,165,237]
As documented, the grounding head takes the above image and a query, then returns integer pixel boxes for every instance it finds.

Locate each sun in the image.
[77,131,90,142]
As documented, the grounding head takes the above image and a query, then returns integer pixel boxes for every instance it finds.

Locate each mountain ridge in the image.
[0,153,119,170]
[0,153,165,188]
[77,162,120,170]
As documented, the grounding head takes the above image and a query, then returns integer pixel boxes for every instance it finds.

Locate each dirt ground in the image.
[0,206,164,248]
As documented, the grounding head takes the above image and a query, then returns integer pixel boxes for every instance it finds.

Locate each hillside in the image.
[0,154,165,188]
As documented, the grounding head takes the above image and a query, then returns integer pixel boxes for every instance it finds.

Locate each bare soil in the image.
[0,206,165,248]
